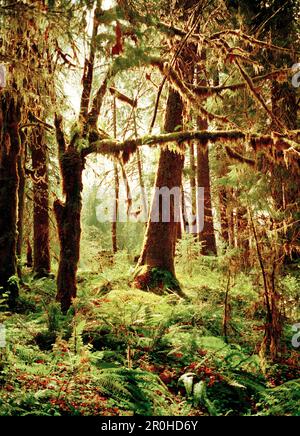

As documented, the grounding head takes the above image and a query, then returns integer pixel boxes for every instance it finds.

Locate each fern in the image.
[256,379,300,416]
[95,368,169,415]
[178,374,218,416]
[69,319,86,354]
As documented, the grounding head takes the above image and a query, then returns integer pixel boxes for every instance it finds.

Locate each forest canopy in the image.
[0,0,299,418]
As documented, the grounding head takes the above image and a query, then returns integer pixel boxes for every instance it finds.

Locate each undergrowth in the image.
[0,251,299,416]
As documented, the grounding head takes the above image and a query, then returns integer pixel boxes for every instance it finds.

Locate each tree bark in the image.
[16,142,25,277]
[0,92,21,308]
[136,148,148,222]
[219,187,229,244]
[133,109,148,221]
[120,161,132,220]
[135,88,185,295]
[180,185,188,236]
[237,206,251,268]
[195,48,217,255]
[112,163,119,254]
[32,128,51,277]
[53,7,104,312]
[197,117,217,256]
[54,148,84,313]
[26,239,33,268]
[189,142,197,235]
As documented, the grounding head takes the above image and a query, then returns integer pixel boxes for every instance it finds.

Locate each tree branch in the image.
[109,86,137,107]
[151,59,233,125]
[192,68,293,96]
[208,29,300,55]
[87,69,113,128]
[54,114,66,157]
[150,58,295,128]
[158,22,300,56]
[234,59,286,132]
[79,2,101,123]
[82,129,300,159]
[225,146,255,166]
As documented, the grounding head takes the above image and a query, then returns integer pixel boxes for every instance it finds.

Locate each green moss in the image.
[134,266,183,296]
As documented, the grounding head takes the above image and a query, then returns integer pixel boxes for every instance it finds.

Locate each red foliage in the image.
[134,270,152,290]
[159,369,175,384]
[111,22,123,56]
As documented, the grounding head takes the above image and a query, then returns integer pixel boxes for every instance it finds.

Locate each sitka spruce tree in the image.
[134,87,186,295]
[0,92,22,308]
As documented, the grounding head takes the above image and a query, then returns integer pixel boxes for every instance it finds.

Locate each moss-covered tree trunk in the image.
[217,155,233,246]
[270,75,299,262]
[54,115,85,313]
[0,92,21,308]
[189,142,197,235]
[136,148,148,221]
[135,89,185,295]
[197,118,217,256]
[112,163,119,254]
[194,47,217,255]
[16,141,25,277]
[32,128,50,277]
[237,206,251,269]
[54,148,84,313]
[219,187,229,243]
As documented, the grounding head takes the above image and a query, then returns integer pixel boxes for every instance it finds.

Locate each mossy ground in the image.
[0,254,299,416]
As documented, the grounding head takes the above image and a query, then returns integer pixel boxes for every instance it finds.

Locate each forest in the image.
[0,0,299,418]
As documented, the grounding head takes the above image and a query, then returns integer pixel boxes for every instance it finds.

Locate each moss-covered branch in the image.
[234,59,286,132]
[82,129,300,158]
[109,86,137,107]
[208,29,300,55]
[150,59,296,128]
[192,68,294,96]
[87,69,113,129]
[79,2,101,124]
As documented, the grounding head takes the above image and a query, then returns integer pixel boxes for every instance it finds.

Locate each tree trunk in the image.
[219,187,229,244]
[16,143,25,277]
[180,185,188,235]
[133,113,148,221]
[196,117,217,256]
[270,79,300,261]
[0,92,21,308]
[26,239,33,268]
[54,148,84,313]
[112,163,119,254]
[111,95,119,254]
[228,190,235,248]
[32,128,50,277]
[135,89,185,296]
[136,148,148,222]
[53,6,104,312]
[237,206,251,269]
[189,142,197,235]
[120,161,132,220]
[217,153,232,246]
[195,50,217,256]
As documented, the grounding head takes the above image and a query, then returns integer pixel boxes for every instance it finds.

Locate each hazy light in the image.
[102,0,115,10]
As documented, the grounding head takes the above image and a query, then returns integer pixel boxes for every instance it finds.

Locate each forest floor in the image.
[0,252,299,416]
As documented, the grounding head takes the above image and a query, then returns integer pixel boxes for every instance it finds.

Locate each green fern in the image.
[95,368,169,415]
